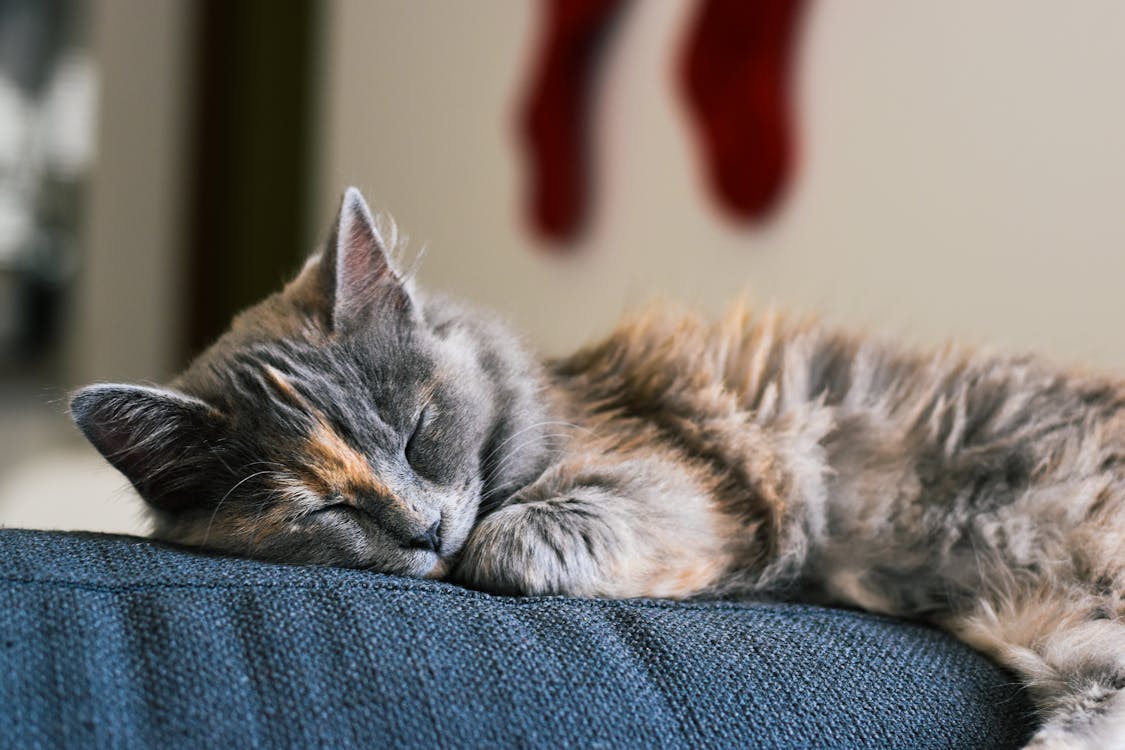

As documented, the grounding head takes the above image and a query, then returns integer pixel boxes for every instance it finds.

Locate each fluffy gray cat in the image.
[72,188,1125,749]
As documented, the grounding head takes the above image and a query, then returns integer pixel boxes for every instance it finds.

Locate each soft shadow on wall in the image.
[184,0,320,358]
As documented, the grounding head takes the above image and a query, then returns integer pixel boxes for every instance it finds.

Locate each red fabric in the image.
[519,0,628,244]
[680,0,807,224]
[519,0,807,243]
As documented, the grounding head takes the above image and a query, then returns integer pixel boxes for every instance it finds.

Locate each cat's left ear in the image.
[321,187,414,332]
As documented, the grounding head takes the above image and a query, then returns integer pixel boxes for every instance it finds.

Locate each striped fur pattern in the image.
[72,189,1125,748]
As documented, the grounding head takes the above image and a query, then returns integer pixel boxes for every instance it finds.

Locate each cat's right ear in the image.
[70,384,229,511]
[319,187,414,333]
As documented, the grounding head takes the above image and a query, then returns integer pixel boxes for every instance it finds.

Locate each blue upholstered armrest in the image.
[0,530,1031,749]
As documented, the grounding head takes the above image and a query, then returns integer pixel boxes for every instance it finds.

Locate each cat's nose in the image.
[408,519,442,552]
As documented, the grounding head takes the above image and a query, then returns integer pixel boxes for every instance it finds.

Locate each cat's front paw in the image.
[452,498,618,597]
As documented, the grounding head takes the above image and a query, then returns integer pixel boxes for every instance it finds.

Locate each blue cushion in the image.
[0,529,1033,748]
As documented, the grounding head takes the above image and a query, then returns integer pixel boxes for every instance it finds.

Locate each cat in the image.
[72,187,1125,749]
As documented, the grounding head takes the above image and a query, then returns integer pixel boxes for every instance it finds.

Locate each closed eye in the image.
[405,406,429,467]
[310,500,360,518]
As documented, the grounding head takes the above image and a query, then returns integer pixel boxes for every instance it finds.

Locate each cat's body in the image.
[72,189,1125,749]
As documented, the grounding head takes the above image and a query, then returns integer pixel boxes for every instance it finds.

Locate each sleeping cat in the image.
[72,188,1125,749]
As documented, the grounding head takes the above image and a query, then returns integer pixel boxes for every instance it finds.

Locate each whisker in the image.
[478,426,584,477]
[242,460,288,470]
[479,436,573,488]
[478,420,593,469]
[202,470,279,547]
[480,446,571,498]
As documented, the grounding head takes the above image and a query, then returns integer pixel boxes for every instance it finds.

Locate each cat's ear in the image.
[321,187,413,332]
[70,384,229,511]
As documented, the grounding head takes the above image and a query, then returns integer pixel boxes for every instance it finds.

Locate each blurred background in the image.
[2,0,1125,535]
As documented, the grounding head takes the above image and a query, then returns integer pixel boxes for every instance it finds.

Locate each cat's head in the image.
[71,188,539,577]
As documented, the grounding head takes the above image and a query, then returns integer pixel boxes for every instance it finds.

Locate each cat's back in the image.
[561,300,1123,421]
[551,300,1125,502]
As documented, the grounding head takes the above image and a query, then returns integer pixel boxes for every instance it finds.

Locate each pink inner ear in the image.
[341,214,387,283]
[335,198,387,316]
[332,192,410,327]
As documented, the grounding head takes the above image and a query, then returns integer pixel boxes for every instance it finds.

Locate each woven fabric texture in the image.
[0,529,1033,749]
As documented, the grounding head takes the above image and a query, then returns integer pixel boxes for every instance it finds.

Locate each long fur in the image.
[72,190,1125,748]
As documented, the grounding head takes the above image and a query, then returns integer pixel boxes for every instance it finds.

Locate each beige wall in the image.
[319,1,1125,371]
[69,0,193,385]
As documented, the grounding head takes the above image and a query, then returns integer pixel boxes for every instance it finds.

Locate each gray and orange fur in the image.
[73,188,1125,748]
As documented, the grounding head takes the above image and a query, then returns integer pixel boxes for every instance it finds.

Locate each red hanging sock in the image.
[679,0,808,224]
[519,0,629,244]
